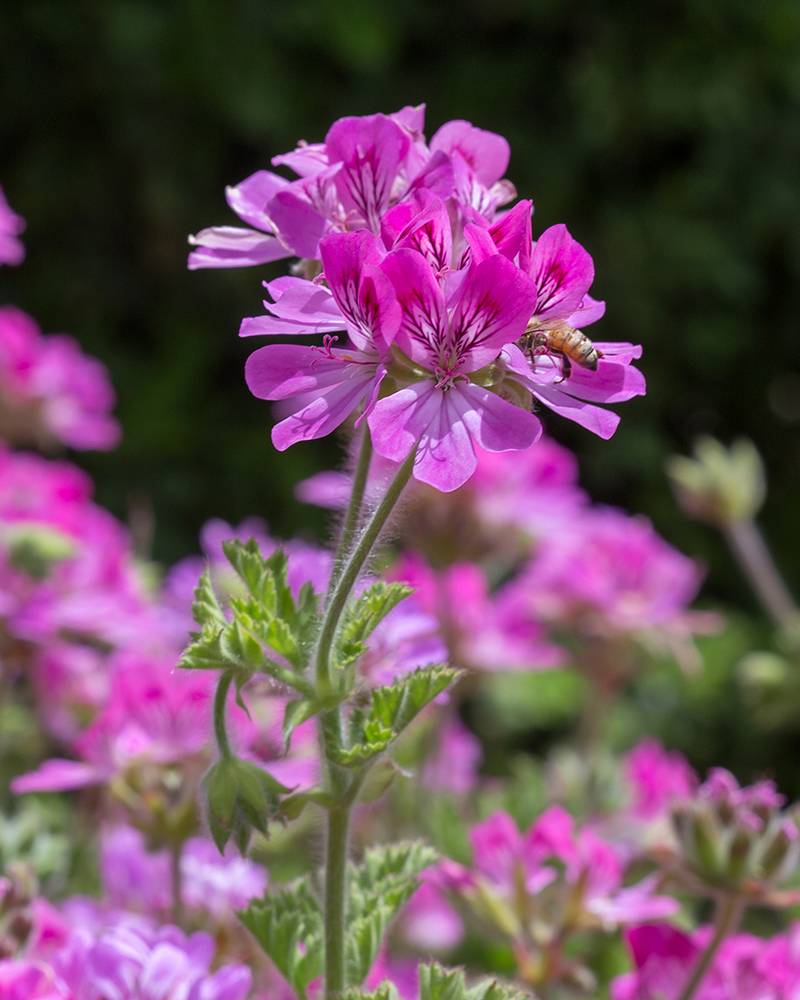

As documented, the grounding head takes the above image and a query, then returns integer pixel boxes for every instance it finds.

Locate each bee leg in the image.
[555,353,572,382]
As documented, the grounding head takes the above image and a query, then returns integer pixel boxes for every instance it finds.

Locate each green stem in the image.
[324,806,351,998]
[315,447,416,696]
[677,894,744,1000]
[327,428,373,599]
[170,841,184,928]
[213,673,233,760]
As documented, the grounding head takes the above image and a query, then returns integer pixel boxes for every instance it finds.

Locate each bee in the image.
[520,319,603,381]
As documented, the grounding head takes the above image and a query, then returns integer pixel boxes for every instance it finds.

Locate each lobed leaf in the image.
[239,878,324,1000]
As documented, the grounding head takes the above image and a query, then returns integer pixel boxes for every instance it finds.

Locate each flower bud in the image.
[666,436,765,527]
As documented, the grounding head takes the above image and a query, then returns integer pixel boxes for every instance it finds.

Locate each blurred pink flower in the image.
[0,183,25,266]
[0,308,120,451]
[422,716,483,796]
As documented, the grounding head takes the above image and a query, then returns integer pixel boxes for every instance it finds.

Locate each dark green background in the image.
[1,0,799,613]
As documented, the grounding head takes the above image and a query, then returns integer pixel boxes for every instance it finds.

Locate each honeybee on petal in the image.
[520,318,604,381]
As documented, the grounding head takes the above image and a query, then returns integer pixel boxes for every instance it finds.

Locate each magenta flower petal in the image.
[448,254,537,369]
[12,758,106,794]
[326,114,411,232]
[405,149,454,202]
[225,170,289,230]
[0,184,25,267]
[381,190,453,274]
[272,373,382,451]
[488,199,533,262]
[457,383,542,451]
[380,249,447,368]
[430,120,510,187]
[272,142,329,177]
[320,230,401,351]
[239,280,344,338]
[553,357,647,403]
[266,187,330,258]
[532,383,622,438]
[187,226,291,269]
[245,344,366,400]
[530,224,595,319]
[369,381,443,465]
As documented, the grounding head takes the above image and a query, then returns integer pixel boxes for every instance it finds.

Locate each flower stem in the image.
[677,894,744,1000]
[327,428,373,599]
[315,447,416,696]
[213,673,233,760]
[324,805,351,999]
[724,519,800,636]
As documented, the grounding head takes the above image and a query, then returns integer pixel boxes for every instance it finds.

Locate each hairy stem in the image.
[677,894,744,1000]
[324,806,351,999]
[213,672,233,759]
[315,447,416,696]
[327,428,373,599]
[724,519,800,635]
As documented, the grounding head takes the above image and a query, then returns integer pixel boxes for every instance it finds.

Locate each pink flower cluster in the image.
[0,307,120,451]
[191,108,645,492]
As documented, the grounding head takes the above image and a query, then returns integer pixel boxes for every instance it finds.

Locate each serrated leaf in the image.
[466,979,533,1000]
[342,983,400,1000]
[283,692,350,746]
[333,666,459,769]
[345,841,439,984]
[265,617,303,669]
[192,567,227,627]
[333,583,413,671]
[239,879,324,1000]
[417,964,533,1000]
[179,622,227,671]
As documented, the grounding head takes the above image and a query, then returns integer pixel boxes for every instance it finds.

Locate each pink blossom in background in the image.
[188,106,514,269]
[0,183,25,266]
[400,881,465,953]
[436,807,678,936]
[101,825,267,919]
[0,308,120,451]
[422,716,483,796]
[365,947,421,1000]
[391,552,563,672]
[623,739,698,822]
[516,506,721,669]
[610,922,800,999]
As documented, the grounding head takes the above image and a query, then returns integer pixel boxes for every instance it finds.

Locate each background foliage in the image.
[2,0,800,784]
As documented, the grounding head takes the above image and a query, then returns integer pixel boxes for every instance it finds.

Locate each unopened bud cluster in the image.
[670,768,800,900]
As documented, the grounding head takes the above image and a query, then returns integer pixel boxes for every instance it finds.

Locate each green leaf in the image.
[334,582,414,671]
[332,666,459,768]
[417,964,533,1000]
[342,983,401,1000]
[179,622,227,671]
[283,691,351,746]
[345,841,439,985]
[192,567,226,627]
[279,787,338,820]
[201,757,291,854]
[239,878,324,1000]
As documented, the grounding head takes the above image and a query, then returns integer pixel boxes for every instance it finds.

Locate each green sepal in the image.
[201,757,291,854]
[238,878,324,1000]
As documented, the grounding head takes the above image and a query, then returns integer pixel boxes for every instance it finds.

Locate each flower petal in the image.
[225,170,288,230]
[430,120,510,187]
[381,248,446,367]
[187,227,292,269]
[531,224,594,319]
[532,384,621,438]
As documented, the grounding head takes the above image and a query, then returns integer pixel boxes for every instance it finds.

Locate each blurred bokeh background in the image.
[1,0,800,782]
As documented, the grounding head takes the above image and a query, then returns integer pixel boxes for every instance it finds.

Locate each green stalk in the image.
[677,894,744,1000]
[315,446,416,696]
[213,672,233,759]
[317,446,416,999]
[327,428,373,599]
[324,806,351,998]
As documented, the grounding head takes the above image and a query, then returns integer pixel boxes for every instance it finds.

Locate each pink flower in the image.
[422,716,483,796]
[244,230,400,450]
[0,308,120,451]
[367,234,541,491]
[624,739,698,822]
[0,183,25,267]
[392,552,563,672]
[611,924,782,1000]
[400,881,464,952]
[188,106,515,268]
[101,825,267,920]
